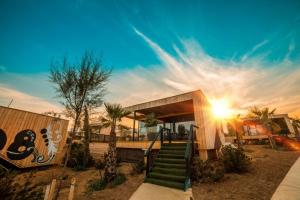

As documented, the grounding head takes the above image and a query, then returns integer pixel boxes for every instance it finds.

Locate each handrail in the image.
[144,128,162,157]
[184,124,198,190]
[145,127,170,176]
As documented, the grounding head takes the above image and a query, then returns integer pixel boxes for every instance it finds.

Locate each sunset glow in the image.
[210,98,233,119]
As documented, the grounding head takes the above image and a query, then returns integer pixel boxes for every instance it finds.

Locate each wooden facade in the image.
[125,90,224,160]
[0,106,69,168]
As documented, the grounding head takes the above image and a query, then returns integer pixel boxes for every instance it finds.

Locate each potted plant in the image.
[144,113,160,141]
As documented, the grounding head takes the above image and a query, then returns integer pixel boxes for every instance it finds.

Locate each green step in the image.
[152,167,186,176]
[148,172,186,182]
[155,158,185,164]
[159,150,185,155]
[161,146,186,150]
[162,143,187,146]
[154,162,185,169]
[145,178,184,190]
[157,153,185,159]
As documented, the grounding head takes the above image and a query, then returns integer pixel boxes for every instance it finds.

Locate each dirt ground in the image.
[11,163,144,200]
[9,145,300,200]
[192,145,300,200]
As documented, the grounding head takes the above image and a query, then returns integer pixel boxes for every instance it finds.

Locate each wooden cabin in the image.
[0,106,69,168]
[124,90,225,160]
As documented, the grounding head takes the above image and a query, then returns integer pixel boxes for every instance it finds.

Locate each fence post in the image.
[47,179,57,200]
[68,178,76,200]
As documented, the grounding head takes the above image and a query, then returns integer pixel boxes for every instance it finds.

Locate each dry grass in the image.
[192,145,300,200]
[11,163,144,200]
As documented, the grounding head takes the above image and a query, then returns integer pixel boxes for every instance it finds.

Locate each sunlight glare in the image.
[210,98,233,119]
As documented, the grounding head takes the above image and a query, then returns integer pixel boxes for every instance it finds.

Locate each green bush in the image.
[112,173,126,187]
[88,178,107,191]
[220,145,251,173]
[67,143,94,169]
[192,157,224,182]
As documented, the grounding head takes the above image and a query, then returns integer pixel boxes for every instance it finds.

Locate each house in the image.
[123,90,225,160]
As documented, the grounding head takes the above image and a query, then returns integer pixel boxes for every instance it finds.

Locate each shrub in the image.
[131,160,145,175]
[95,159,105,170]
[111,173,126,187]
[192,157,224,183]
[220,145,251,173]
[67,143,94,169]
[0,169,14,199]
[88,178,107,191]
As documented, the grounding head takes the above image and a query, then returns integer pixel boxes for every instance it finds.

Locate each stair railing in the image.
[145,127,170,176]
[184,124,199,190]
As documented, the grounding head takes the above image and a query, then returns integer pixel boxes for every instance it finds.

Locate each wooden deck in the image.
[225,135,269,143]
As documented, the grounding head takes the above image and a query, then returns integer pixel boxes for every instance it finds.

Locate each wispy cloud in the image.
[241,39,268,61]
[107,28,300,117]
[0,84,62,113]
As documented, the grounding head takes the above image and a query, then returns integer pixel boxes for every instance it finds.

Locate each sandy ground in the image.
[192,145,300,200]
[9,145,300,200]
[10,163,144,200]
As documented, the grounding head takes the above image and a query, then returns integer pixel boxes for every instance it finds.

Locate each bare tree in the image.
[49,51,111,167]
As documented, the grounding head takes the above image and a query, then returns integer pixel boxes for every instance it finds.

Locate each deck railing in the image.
[145,127,170,176]
[184,124,198,190]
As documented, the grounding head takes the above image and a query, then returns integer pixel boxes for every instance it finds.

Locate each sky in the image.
[0,0,300,117]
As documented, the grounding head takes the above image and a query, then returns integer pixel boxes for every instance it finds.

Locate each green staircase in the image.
[144,143,190,190]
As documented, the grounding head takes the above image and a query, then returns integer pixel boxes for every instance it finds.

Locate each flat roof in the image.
[124,90,205,123]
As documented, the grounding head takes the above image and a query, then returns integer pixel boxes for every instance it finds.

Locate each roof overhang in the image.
[124,90,205,123]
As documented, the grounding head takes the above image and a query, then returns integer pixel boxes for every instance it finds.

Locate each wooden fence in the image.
[0,106,69,168]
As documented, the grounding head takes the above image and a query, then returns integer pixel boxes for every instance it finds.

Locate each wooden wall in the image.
[0,106,69,168]
[193,91,224,160]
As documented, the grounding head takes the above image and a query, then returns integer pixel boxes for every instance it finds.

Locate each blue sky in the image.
[0,0,300,116]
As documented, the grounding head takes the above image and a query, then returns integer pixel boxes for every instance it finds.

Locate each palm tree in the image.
[101,103,131,182]
[249,106,281,134]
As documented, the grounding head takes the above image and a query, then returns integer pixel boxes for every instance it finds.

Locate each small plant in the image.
[220,145,251,173]
[88,178,107,191]
[111,173,126,187]
[178,124,186,138]
[192,157,224,183]
[131,160,145,175]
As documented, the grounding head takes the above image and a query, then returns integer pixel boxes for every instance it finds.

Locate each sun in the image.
[210,98,233,119]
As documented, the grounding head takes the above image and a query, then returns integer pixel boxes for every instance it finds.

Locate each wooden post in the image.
[137,120,140,141]
[132,111,136,141]
[172,122,176,134]
[68,178,76,200]
[44,184,51,200]
[48,179,57,200]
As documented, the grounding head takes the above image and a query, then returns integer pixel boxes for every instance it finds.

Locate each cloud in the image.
[107,28,300,117]
[241,39,268,61]
[0,84,62,113]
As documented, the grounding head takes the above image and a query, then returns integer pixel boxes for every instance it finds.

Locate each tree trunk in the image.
[83,105,91,167]
[63,112,80,167]
[104,120,117,182]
